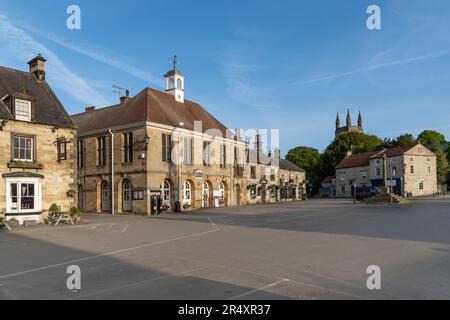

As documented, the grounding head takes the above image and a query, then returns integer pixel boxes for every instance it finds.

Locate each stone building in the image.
[335,144,437,198]
[335,110,364,138]
[0,56,77,225]
[72,64,306,214]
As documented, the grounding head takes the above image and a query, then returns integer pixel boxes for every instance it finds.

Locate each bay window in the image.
[6,179,42,214]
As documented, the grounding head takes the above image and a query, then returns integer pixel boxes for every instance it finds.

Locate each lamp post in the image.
[176,122,184,213]
[351,177,357,204]
[108,129,115,215]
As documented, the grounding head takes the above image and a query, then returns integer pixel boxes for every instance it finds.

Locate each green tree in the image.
[286,146,321,193]
[320,132,383,179]
[435,148,449,185]
[418,130,446,149]
[418,130,448,185]
[382,134,417,148]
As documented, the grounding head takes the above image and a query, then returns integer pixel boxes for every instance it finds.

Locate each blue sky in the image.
[1,0,450,154]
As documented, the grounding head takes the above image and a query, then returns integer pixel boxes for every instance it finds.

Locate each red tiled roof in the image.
[322,176,335,184]
[370,146,415,159]
[336,151,379,169]
[72,87,232,136]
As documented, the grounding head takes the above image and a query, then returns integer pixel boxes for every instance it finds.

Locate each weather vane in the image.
[171,55,179,71]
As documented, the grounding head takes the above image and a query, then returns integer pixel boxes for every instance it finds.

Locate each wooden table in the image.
[49,212,74,226]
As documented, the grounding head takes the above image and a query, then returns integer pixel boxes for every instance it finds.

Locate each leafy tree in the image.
[382,134,417,148]
[286,146,321,193]
[417,130,448,185]
[435,148,449,185]
[320,132,383,179]
[418,130,446,149]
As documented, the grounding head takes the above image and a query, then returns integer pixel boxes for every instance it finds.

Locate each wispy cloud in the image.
[270,49,450,90]
[0,14,108,107]
[20,23,162,87]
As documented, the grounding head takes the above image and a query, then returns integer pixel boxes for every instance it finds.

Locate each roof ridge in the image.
[0,65,32,76]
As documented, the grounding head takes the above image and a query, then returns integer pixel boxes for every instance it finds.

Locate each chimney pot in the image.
[28,54,46,81]
[85,106,96,112]
[120,90,130,104]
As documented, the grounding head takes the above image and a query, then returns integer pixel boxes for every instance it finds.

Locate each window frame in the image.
[123,132,133,164]
[12,135,34,163]
[203,141,212,167]
[162,134,172,163]
[184,137,193,165]
[77,139,85,168]
[97,136,107,167]
[5,178,42,214]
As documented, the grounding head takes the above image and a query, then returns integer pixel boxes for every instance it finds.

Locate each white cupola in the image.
[164,55,185,103]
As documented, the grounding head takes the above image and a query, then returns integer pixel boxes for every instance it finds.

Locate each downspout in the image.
[108,129,115,215]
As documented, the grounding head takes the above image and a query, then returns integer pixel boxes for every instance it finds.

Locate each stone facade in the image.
[335,144,437,198]
[0,122,76,223]
[0,56,77,225]
[73,66,306,215]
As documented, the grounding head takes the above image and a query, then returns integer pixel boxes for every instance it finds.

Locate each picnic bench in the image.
[47,212,74,226]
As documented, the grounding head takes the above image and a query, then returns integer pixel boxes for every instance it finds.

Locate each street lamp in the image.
[351,177,357,204]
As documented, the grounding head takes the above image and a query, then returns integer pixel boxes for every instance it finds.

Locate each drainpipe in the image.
[108,129,115,215]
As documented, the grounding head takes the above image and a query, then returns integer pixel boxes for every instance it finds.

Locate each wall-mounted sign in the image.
[194,170,205,180]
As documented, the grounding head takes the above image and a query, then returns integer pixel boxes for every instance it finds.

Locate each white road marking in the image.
[207,217,219,230]
[0,228,220,280]
[228,279,289,300]
[72,265,213,299]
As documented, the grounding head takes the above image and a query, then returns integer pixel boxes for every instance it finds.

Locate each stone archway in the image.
[202,181,213,208]
[122,179,133,212]
[101,180,111,213]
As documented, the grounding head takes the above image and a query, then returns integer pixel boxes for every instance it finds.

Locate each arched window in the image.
[202,182,210,208]
[177,78,182,90]
[219,183,225,200]
[183,181,192,206]
[169,78,175,89]
[161,180,171,207]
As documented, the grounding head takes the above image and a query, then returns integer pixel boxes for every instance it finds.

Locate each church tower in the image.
[335,109,364,138]
[358,111,363,128]
[336,113,340,131]
[164,55,185,103]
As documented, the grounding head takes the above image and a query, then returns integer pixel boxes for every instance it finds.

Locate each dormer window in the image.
[15,99,32,122]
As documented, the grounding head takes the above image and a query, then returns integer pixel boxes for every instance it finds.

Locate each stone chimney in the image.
[120,90,130,104]
[28,54,46,81]
[85,106,96,112]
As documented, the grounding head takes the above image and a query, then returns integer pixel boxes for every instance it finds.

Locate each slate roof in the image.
[279,159,305,172]
[72,87,232,137]
[0,66,74,128]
